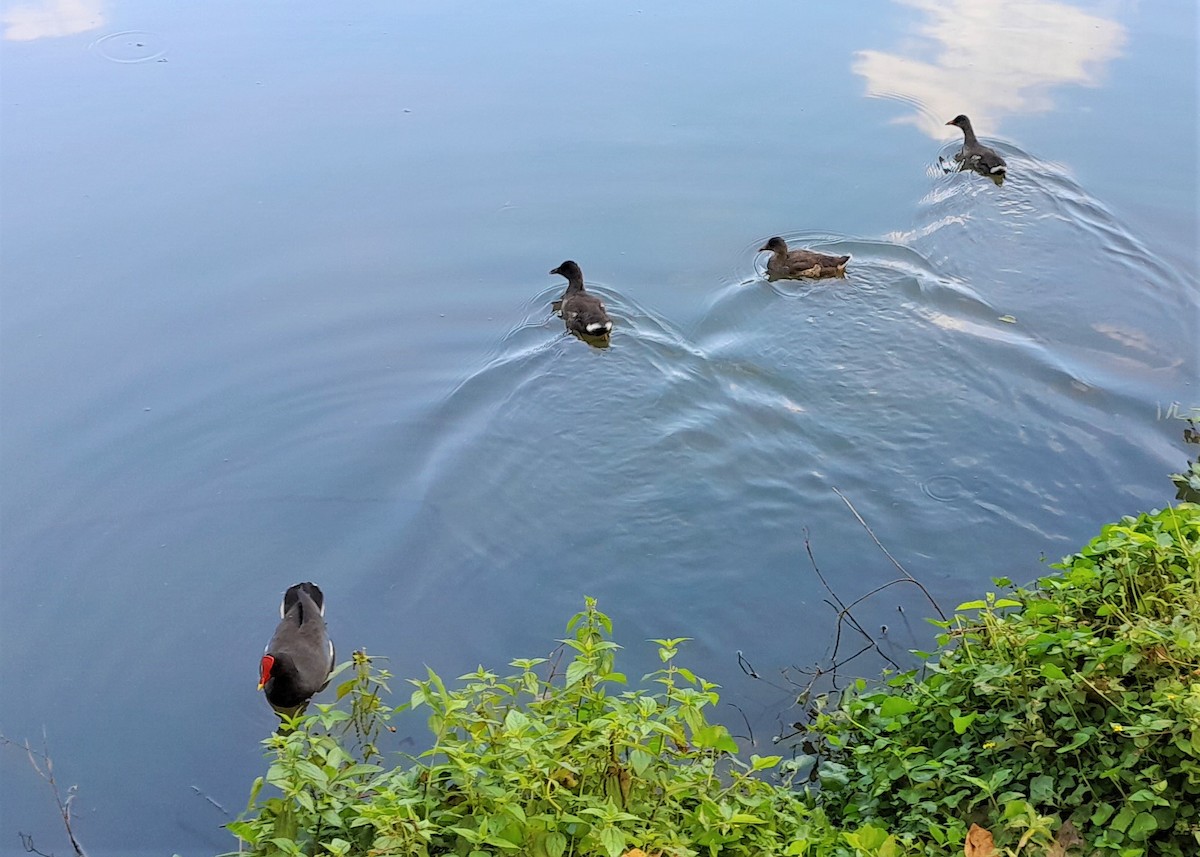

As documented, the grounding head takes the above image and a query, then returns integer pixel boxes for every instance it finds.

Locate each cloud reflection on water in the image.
[3,0,104,41]
[854,0,1125,139]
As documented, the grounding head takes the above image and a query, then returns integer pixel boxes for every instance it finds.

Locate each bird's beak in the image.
[549,268,559,276]
[945,120,954,126]
[757,245,769,252]
[257,681,265,691]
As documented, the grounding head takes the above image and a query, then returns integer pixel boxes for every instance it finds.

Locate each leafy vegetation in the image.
[1169,415,1200,503]
[227,505,1199,857]
[812,504,1200,856]
[226,599,892,857]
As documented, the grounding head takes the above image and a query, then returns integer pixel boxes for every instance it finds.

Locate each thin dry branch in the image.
[0,731,88,857]
[763,494,949,749]
[804,532,902,676]
[832,486,947,620]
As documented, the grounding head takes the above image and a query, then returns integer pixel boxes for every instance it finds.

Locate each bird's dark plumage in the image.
[758,237,850,280]
[259,582,335,718]
[550,260,613,339]
[946,114,1007,177]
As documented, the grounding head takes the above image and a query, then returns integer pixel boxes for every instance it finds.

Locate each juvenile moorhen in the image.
[550,260,613,339]
[259,582,335,718]
[946,114,1007,176]
[758,237,850,280]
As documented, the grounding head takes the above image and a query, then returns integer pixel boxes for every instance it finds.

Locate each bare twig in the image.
[832,487,947,620]
[19,833,55,857]
[736,651,759,679]
[190,785,230,817]
[744,496,945,753]
[804,533,902,675]
[0,731,89,857]
[725,702,755,746]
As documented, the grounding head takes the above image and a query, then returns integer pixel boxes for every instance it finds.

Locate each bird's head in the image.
[550,260,583,280]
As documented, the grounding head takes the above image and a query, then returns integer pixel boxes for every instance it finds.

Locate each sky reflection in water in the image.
[855,0,1126,139]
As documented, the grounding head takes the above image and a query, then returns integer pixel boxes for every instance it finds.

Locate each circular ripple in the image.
[91,31,166,63]
[922,474,967,502]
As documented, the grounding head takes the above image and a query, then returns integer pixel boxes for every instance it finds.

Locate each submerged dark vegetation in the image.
[224,501,1200,857]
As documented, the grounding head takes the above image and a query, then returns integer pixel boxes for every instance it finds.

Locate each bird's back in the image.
[562,290,612,335]
[268,587,334,694]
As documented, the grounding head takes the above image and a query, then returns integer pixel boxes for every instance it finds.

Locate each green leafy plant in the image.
[1169,413,1200,503]
[811,504,1200,856]
[226,598,903,857]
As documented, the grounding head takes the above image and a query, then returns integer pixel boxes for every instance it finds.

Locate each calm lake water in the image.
[1,1,1196,853]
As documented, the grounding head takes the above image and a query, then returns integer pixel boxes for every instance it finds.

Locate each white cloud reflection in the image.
[4,0,104,41]
[854,0,1125,138]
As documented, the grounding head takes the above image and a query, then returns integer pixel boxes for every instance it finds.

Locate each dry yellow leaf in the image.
[964,823,996,857]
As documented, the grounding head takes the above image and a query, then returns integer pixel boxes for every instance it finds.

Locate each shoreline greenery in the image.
[815,503,1200,856]
[225,503,1199,857]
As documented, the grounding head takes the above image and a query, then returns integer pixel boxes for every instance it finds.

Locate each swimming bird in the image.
[259,582,335,718]
[758,237,850,280]
[550,260,613,338]
[946,114,1007,177]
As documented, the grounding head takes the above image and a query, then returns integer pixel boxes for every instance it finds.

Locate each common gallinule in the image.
[550,261,613,339]
[946,114,1007,176]
[259,582,335,718]
[758,237,850,280]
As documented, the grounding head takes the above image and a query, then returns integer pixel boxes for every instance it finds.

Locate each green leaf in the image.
[952,713,977,734]
[692,724,738,753]
[1057,727,1095,753]
[956,600,988,611]
[484,833,522,850]
[224,821,258,843]
[449,825,483,844]
[543,831,567,857]
[1128,811,1159,841]
[269,838,303,856]
[843,825,889,849]
[993,598,1022,609]
[750,754,782,771]
[630,748,654,776]
[879,697,918,718]
[1029,774,1054,804]
[1040,663,1066,680]
[599,826,624,857]
[565,659,590,687]
[504,709,530,733]
[730,813,767,824]
[1111,806,1136,833]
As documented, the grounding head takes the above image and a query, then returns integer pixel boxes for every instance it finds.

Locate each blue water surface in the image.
[1,1,1196,853]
